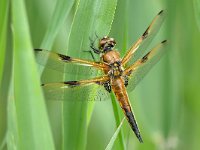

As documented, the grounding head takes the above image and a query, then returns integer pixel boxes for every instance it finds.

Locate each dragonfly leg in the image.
[89,36,101,54]
[82,50,96,61]
[103,81,111,93]
[123,75,129,87]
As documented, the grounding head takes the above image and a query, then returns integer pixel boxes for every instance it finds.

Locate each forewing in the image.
[122,10,166,68]
[124,40,167,92]
[41,77,110,101]
[35,49,105,77]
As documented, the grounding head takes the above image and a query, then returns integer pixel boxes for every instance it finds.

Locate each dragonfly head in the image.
[99,36,116,53]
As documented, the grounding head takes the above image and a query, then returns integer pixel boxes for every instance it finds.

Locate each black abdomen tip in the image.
[124,109,143,143]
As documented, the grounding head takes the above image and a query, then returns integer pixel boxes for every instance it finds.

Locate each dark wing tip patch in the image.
[141,39,167,63]
[58,53,72,61]
[142,10,165,40]
[34,49,43,52]
[142,26,150,39]
[34,49,44,56]
[141,51,151,63]
[161,39,167,44]
[158,10,164,15]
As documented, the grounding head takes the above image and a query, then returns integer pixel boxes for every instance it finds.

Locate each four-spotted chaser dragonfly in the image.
[35,10,167,143]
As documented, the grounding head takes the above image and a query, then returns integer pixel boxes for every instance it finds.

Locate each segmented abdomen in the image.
[111,77,143,142]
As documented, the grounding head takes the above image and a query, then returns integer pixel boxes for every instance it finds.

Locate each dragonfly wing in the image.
[122,10,166,67]
[123,40,167,92]
[35,49,106,77]
[41,76,110,101]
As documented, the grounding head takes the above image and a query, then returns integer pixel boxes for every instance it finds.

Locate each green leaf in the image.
[110,1,129,149]
[110,92,125,150]
[0,0,9,146]
[7,79,18,149]
[41,0,75,49]
[12,0,55,149]
[194,0,200,31]
[63,0,117,149]
[105,117,125,150]
[0,0,9,85]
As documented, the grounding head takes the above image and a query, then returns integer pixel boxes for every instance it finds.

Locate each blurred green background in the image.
[1,0,200,150]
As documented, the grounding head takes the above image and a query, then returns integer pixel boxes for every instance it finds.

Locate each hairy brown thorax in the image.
[102,50,120,64]
[101,50,124,78]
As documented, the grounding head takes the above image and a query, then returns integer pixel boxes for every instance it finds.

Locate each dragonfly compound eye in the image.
[99,36,117,51]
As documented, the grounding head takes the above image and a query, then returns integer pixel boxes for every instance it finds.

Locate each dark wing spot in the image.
[58,54,72,61]
[158,10,164,15]
[34,49,43,51]
[161,40,167,44]
[64,81,80,86]
[41,83,45,86]
[127,70,132,76]
[142,26,150,39]
[141,51,150,63]
[95,81,101,85]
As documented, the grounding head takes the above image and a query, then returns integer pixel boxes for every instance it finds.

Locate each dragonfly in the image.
[35,10,167,143]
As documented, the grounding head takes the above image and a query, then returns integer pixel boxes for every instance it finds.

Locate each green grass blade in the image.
[7,77,18,150]
[63,0,117,149]
[109,1,130,149]
[36,0,75,76]
[110,92,125,150]
[12,0,55,149]
[194,0,200,31]
[84,0,118,126]
[0,0,9,85]
[165,1,200,149]
[0,135,6,150]
[41,0,75,49]
[105,117,125,150]
[0,0,9,147]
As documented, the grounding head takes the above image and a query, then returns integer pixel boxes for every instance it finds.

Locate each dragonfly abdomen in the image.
[111,77,143,143]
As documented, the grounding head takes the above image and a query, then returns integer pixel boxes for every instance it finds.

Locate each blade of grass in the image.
[7,76,18,150]
[110,92,125,149]
[36,0,75,75]
[36,2,75,148]
[63,0,117,149]
[110,1,129,149]
[193,0,200,31]
[0,135,6,150]
[85,0,118,126]
[12,0,55,149]
[0,0,9,146]
[0,0,9,86]
[165,1,200,149]
[41,0,75,49]
[105,117,125,150]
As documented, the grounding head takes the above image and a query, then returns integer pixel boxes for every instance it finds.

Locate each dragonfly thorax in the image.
[108,61,124,78]
[102,48,123,77]
[102,50,121,64]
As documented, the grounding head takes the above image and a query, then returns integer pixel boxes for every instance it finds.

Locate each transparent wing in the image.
[41,76,110,101]
[122,10,166,68]
[35,49,106,77]
[123,40,167,92]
